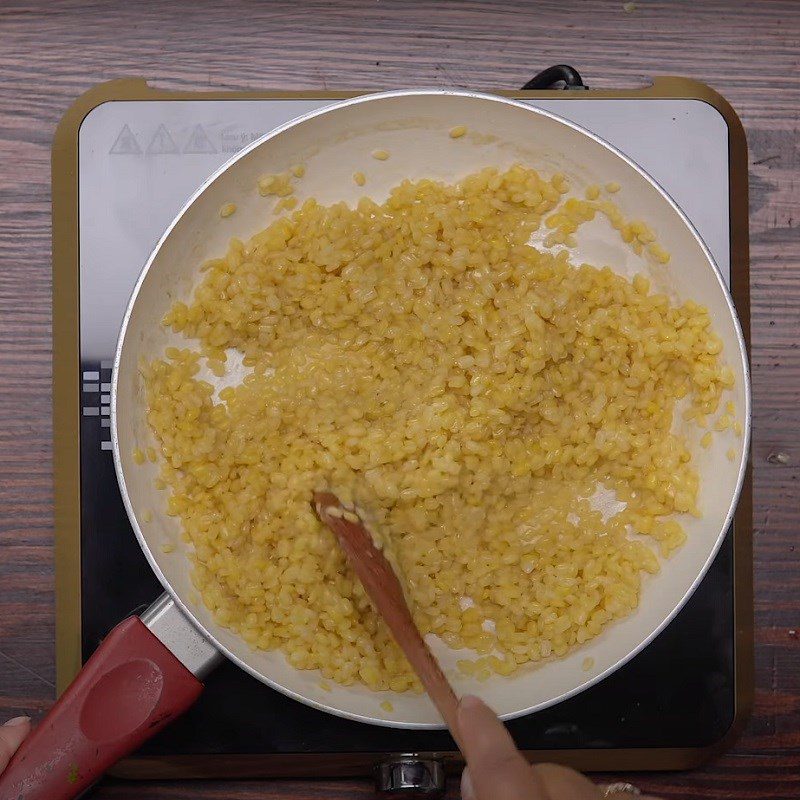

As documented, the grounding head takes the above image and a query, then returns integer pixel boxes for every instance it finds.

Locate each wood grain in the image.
[0,0,798,797]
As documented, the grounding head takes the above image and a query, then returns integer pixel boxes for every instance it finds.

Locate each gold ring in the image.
[602,783,642,798]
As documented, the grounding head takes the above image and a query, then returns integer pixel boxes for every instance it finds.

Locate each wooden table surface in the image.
[1,0,798,797]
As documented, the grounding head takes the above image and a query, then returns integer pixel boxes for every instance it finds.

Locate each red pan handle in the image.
[0,615,204,800]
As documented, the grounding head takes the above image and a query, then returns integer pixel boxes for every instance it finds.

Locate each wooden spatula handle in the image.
[314,491,464,751]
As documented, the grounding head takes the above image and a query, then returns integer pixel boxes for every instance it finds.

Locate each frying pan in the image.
[2,90,750,798]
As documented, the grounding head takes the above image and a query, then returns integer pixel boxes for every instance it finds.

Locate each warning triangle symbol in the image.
[109,124,142,155]
[146,124,178,155]
[183,123,217,154]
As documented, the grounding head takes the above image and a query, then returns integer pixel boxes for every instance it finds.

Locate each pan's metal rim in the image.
[111,88,752,730]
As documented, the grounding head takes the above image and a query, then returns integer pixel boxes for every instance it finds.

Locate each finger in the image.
[457,695,548,800]
[534,763,601,799]
[0,717,31,771]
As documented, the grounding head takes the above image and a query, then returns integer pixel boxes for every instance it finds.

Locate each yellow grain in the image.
[353,171,366,186]
[258,174,276,194]
[449,125,468,139]
[714,415,732,432]
[259,172,294,197]
[371,149,390,161]
[219,203,237,219]
[208,360,226,377]
[647,242,671,264]
[132,447,145,465]
[276,196,298,213]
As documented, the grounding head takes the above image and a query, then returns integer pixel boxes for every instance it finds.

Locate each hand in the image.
[0,716,31,773]
[458,695,662,800]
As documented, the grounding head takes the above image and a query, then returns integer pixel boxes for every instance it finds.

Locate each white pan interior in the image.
[113,90,750,728]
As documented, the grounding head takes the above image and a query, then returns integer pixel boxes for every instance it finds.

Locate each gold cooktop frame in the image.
[52,77,752,777]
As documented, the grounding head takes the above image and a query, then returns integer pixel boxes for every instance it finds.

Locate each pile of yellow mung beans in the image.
[143,164,733,690]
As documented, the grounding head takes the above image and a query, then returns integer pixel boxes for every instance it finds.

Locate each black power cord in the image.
[521,64,587,90]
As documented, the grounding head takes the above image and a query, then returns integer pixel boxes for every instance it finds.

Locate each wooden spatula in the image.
[313,490,464,750]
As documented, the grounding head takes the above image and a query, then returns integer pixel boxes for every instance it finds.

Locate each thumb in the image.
[0,717,31,772]
[457,695,547,800]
